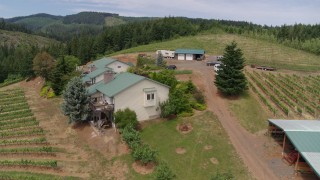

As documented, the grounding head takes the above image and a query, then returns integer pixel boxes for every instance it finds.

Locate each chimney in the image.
[104,70,115,84]
[90,65,97,72]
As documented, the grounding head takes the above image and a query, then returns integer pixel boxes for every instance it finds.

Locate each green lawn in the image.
[126,111,251,180]
[111,33,320,72]
[229,92,270,133]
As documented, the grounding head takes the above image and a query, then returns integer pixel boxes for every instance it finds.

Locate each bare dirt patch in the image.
[175,147,186,154]
[132,161,155,175]
[210,157,219,165]
[176,123,193,134]
[204,145,213,150]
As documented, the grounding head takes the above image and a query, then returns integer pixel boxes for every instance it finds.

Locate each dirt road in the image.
[172,60,278,180]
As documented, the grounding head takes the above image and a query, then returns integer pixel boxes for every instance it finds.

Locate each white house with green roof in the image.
[87,72,169,122]
[82,57,169,125]
[82,57,132,86]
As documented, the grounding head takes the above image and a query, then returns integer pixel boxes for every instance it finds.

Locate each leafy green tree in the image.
[32,52,55,80]
[114,108,138,129]
[214,41,247,96]
[154,162,176,180]
[150,70,178,89]
[61,77,90,124]
[160,88,192,117]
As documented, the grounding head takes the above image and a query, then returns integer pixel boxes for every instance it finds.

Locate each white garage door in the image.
[178,54,185,60]
[186,54,193,60]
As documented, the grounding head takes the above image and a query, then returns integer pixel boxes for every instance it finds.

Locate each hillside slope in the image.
[0,29,58,47]
[113,33,320,72]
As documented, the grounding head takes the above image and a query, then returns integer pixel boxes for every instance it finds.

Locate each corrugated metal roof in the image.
[90,57,117,68]
[301,152,320,177]
[175,49,205,55]
[96,72,145,97]
[87,68,110,79]
[268,119,320,177]
[285,131,320,152]
[87,81,104,95]
[269,119,320,131]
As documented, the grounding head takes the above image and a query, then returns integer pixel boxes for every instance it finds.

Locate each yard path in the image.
[172,60,278,180]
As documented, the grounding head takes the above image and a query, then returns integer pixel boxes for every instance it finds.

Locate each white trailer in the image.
[156,50,175,58]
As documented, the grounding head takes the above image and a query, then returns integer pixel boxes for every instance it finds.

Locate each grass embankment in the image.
[111,33,320,72]
[229,92,270,133]
[124,111,251,179]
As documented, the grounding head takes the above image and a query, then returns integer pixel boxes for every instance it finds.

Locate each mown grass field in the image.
[229,92,270,134]
[122,111,251,180]
[111,33,320,72]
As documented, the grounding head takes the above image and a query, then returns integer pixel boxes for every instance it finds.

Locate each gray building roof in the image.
[175,49,205,55]
[268,119,320,177]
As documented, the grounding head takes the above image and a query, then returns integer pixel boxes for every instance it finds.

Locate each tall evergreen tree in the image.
[156,52,165,67]
[61,77,90,124]
[214,41,247,96]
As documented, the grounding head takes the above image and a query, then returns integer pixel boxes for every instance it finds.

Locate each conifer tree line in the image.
[1,16,319,84]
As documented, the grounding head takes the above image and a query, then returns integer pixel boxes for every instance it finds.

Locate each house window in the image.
[144,88,156,107]
[118,66,121,68]
[91,78,96,84]
[146,93,155,101]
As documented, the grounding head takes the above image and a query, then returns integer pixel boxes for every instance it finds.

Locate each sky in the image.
[0,0,319,26]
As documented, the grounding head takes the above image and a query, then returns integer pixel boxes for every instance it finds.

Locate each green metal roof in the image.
[96,72,145,97]
[286,131,320,152]
[175,49,205,55]
[87,81,104,95]
[87,68,111,79]
[90,57,117,69]
[90,57,133,70]
[268,119,320,177]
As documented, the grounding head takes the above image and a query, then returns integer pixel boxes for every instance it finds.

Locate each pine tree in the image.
[61,77,90,124]
[214,41,247,96]
[156,52,166,67]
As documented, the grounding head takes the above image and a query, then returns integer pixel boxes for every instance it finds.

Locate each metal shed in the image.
[268,119,320,177]
[175,49,205,60]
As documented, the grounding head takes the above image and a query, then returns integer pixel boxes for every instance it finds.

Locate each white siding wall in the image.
[186,54,193,60]
[114,80,169,121]
[107,61,130,73]
[103,95,113,104]
[178,54,185,60]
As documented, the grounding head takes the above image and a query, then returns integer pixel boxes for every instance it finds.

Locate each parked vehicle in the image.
[206,61,221,66]
[166,65,177,70]
[214,64,222,75]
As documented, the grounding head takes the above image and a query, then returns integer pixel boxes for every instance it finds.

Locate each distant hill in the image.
[4,12,154,41]
[63,12,118,25]
[0,29,58,47]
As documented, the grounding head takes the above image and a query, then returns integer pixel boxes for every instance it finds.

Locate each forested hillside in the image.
[1,12,319,86]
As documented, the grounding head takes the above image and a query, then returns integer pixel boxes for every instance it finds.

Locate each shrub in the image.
[193,89,205,104]
[121,125,141,149]
[40,86,49,97]
[114,108,138,129]
[132,144,157,165]
[191,103,206,111]
[47,88,56,98]
[154,162,176,180]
